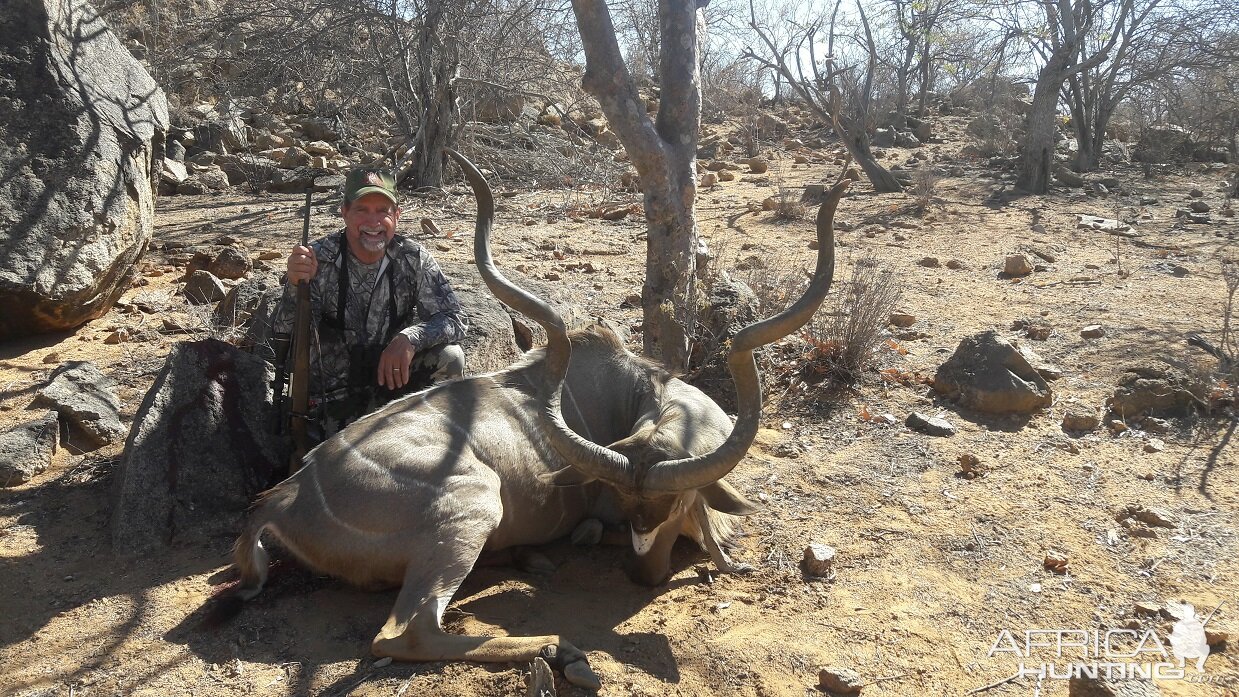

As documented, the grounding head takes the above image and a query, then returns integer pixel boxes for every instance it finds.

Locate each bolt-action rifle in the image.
[285,191,314,474]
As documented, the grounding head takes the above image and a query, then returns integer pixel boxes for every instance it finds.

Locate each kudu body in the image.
[230,150,850,688]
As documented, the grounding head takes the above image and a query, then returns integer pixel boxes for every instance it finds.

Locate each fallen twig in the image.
[968,673,1021,694]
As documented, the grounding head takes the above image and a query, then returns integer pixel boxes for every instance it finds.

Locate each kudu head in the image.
[446,148,849,584]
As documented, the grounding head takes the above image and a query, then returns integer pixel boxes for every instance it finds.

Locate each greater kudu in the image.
[229,150,850,688]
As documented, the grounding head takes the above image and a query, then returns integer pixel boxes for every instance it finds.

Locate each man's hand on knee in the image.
[378,335,416,389]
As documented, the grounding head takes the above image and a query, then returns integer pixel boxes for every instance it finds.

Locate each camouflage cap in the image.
[343,168,398,206]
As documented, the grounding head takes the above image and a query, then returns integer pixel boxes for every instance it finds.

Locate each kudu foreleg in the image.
[372,571,600,689]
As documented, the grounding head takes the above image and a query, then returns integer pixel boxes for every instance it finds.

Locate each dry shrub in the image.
[773,185,807,221]
[800,256,903,384]
[912,167,940,216]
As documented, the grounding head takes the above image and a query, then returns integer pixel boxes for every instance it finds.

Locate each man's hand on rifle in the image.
[287,245,319,284]
[378,334,416,389]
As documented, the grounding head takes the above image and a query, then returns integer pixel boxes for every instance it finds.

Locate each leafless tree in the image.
[745,0,904,192]
[885,0,957,124]
[1057,0,1213,172]
[570,0,709,370]
[999,0,1133,192]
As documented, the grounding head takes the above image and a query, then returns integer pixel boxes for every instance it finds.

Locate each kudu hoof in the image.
[563,657,601,690]
[516,549,557,575]
[570,518,604,546]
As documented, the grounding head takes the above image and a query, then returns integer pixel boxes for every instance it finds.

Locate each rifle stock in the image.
[287,190,313,473]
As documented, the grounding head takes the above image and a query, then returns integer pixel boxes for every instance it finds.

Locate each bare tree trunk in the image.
[916,49,932,117]
[413,0,458,189]
[573,0,703,370]
[839,118,904,192]
[1017,56,1069,193]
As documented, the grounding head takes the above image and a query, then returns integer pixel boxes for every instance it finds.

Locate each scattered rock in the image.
[1012,318,1051,341]
[214,272,283,334]
[1062,409,1099,433]
[1134,601,1162,616]
[906,412,955,436]
[1107,365,1204,417]
[802,543,837,578]
[0,412,59,486]
[958,453,984,478]
[1189,200,1210,213]
[735,255,766,271]
[1004,254,1034,276]
[1077,216,1131,233]
[917,256,940,268]
[1080,324,1105,339]
[889,312,916,327]
[104,328,130,344]
[932,331,1052,415]
[184,269,227,304]
[161,158,188,186]
[1044,550,1069,574]
[1143,438,1165,453]
[1117,505,1179,531]
[818,667,863,694]
[31,361,124,448]
[946,259,965,270]
[526,656,556,697]
[689,278,760,409]
[177,177,212,195]
[1140,417,1171,434]
[208,247,251,280]
[1054,165,1086,187]
[1189,188,1203,198]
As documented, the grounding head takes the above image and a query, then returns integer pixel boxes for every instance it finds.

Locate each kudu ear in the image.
[538,467,595,487]
[697,479,760,516]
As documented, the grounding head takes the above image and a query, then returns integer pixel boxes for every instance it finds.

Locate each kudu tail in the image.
[204,501,276,628]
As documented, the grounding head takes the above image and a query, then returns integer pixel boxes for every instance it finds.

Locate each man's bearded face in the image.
[342,193,401,263]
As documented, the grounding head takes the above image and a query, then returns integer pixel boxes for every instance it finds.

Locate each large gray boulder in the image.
[933,331,1053,415]
[111,339,285,555]
[0,0,168,339]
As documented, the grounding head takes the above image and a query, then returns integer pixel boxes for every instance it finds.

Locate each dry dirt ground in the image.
[2,117,1238,697]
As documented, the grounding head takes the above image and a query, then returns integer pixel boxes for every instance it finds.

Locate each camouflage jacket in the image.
[273,229,467,399]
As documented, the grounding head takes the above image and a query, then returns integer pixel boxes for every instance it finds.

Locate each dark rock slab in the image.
[933,331,1052,415]
[0,411,59,486]
[31,361,124,447]
[111,339,285,555]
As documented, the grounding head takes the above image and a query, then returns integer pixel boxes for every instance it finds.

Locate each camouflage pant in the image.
[309,343,465,443]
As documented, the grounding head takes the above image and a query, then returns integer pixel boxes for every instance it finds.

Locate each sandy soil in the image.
[2,115,1237,697]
